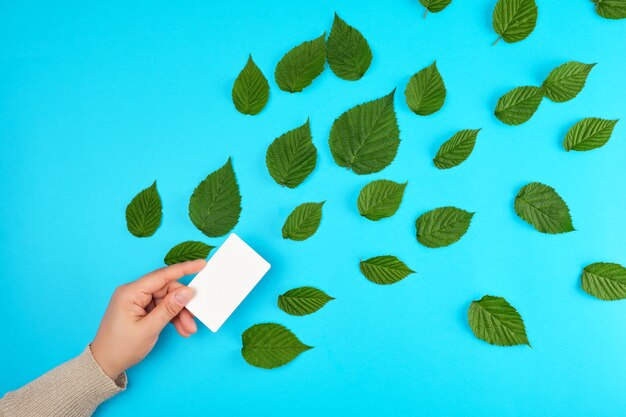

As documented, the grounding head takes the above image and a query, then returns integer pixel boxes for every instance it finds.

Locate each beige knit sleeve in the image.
[0,346,127,417]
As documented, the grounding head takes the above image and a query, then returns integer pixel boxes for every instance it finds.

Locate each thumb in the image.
[143,286,195,335]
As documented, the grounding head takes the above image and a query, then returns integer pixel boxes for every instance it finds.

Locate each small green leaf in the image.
[542,62,596,103]
[468,295,530,346]
[275,33,326,93]
[282,202,324,241]
[581,262,626,301]
[189,158,242,238]
[359,255,415,285]
[563,117,619,152]
[514,182,574,234]
[241,323,313,369]
[126,181,162,238]
[405,61,446,116]
[266,119,317,188]
[592,0,626,19]
[326,13,372,81]
[232,55,270,115]
[329,90,400,175]
[278,287,334,316]
[164,241,214,266]
[420,0,452,16]
[415,206,474,248]
[433,129,481,169]
[492,0,538,44]
[494,86,544,126]
[357,180,407,221]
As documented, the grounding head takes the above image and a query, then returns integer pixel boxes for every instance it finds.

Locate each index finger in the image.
[130,259,207,294]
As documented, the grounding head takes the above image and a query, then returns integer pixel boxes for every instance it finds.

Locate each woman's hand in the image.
[90,259,206,379]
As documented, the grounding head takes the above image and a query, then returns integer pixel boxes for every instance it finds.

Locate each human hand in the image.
[91,259,206,379]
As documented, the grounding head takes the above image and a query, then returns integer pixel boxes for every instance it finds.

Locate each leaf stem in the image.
[492,36,502,46]
[423,9,428,19]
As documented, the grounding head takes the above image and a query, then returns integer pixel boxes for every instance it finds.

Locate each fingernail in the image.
[175,287,195,306]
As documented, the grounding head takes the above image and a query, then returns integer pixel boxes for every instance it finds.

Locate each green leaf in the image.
[231,55,270,115]
[542,62,596,103]
[357,179,407,221]
[415,206,474,248]
[514,182,574,234]
[266,119,317,188]
[494,86,544,126]
[492,0,538,44]
[433,129,481,169]
[282,202,324,241]
[326,13,372,81]
[329,90,400,175]
[468,295,530,346]
[241,323,313,369]
[126,181,162,238]
[189,158,242,238]
[563,117,619,152]
[404,61,446,116]
[420,0,452,16]
[581,262,626,301]
[277,287,334,316]
[359,255,415,285]
[592,0,626,19]
[164,241,214,266]
[275,33,326,93]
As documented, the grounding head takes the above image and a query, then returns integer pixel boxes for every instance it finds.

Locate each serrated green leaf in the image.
[275,33,326,93]
[494,86,543,126]
[357,179,407,221]
[329,90,400,175]
[420,0,452,16]
[405,61,446,116]
[126,181,162,238]
[277,287,335,316]
[415,206,474,248]
[163,241,214,266]
[542,62,595,103]
[468,295,530,346]
[581,262,626,300]
[433,129,481,169]
[563,117,619,152]
[593,0,626,19]
[359,255,415,285]
[514,182,574,234]
[282,202,324,241]
[189,158,242,238]
[266,119,317,188]
[326,13,372,81]
[241,323,313,369]
[492,0,538,44]
[232,55,270,115]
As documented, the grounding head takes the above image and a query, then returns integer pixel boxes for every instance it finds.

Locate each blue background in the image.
[1,1,626,416]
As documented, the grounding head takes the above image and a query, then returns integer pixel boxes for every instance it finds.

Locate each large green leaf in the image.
[359,255,415,285]
[241,323,312,369]
[266,119,317,188]
[275,33,326,93]
[126,181,162,238]
[277,287,334,316]
[420,0,453,17]
[492,0,538,44]
[563,117,619,152]
[164,241,214,266]
[231,55,270,115]
[326,13,372,81]
[494,86,544,126]
[189,158,242,237]
[592,0,626,19]
[415,206,474,248]
[514,182,574,234]
[581,262,626,301]
[282,202,324,241]
[357,179,407,221]
[329,91,400,175]
[542,62,596,103]
[404,62,446,116]
[468,295,530,346]
[433,129,480,169]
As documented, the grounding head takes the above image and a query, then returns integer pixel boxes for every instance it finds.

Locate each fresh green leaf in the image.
[326,13,372,81]
[514,182,574,234]
[420,0,452,17]
[275,33,326,93]
[415,206,474,248]
[266,119,317,188]
[189,158,242,237]
[433,129,481,169]
[282,202,324,241]
[592,0,626,19]
[468,295,530,346]
[494,86,544,126]
[492,0,538,44]
[542,62,596,103]
[329,90,400,174]
[126,181,162,238]
[563,117,619,152]
[232,55,270,115]
[164,241,214,266]
[359,255,415,285]
[241,323,313,369]
[404,61,446,116]
[581,262,626,300]
[357,179,407,221]
[277,287,334,316]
